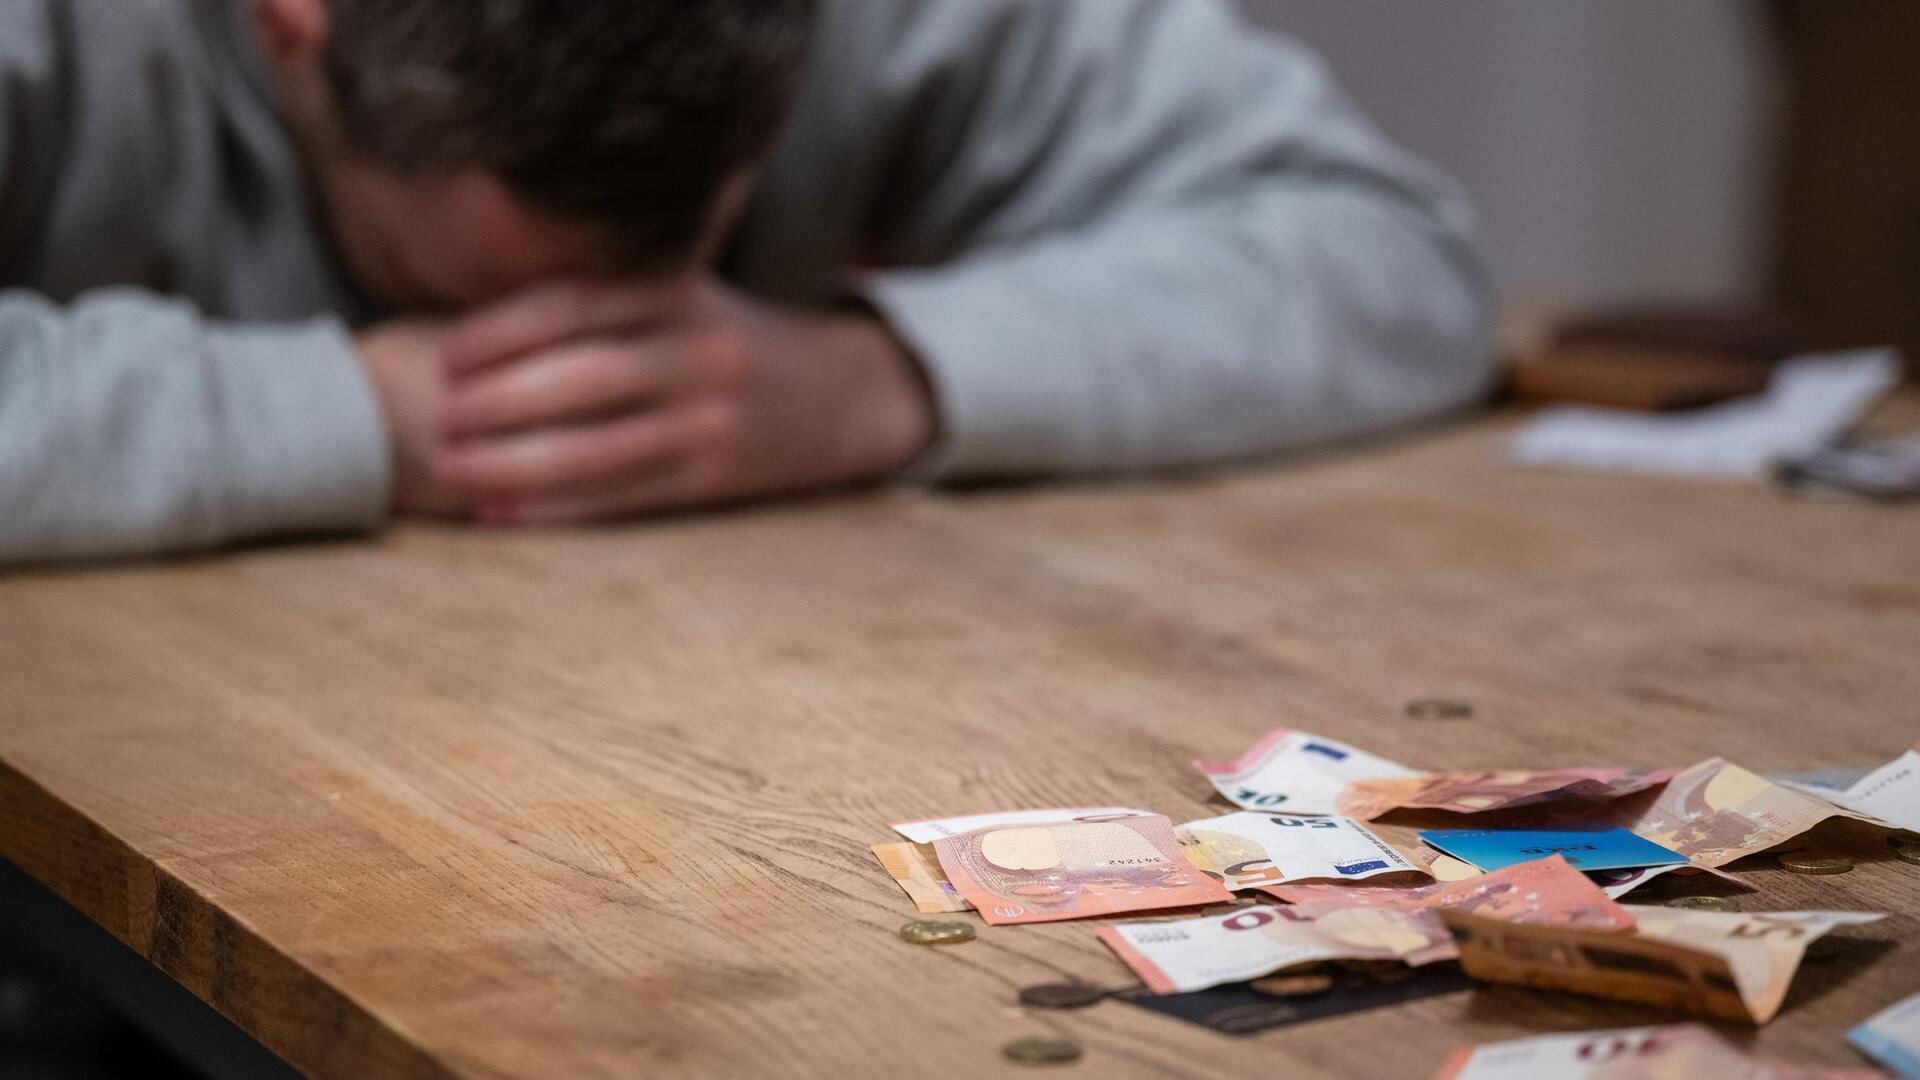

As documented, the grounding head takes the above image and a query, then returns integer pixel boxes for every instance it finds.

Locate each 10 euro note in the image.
[932,813,1231,925]
[1266,854,1636,931]
[1338,767,1673,822]
[1444,907,1886,1024]
[1177,811,1425,890]
[1194,729,1417,814]
[1099,900,1456,994]
[1437,1023,1887,1080]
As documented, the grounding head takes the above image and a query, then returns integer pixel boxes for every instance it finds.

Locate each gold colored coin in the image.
[1895,844,1920,866]
[899,919,975,945]
[1004,1036,1083,1065]
[1405,697,1474,720]
[1666,896,1738,913]
[1778,852,1854,876]
[1250,972,1335,997]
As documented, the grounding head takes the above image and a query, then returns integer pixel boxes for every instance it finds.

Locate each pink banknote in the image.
[1264,855,1637,931]
[933,814,1232,925]
[1337,768,1674,821]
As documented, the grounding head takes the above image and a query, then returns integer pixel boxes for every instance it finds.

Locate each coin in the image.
[1666,896,1738,913]
[1004,1036,1083,1065]
[1897,844,1920,866]
[1250,972,1335,997]
[1778,852,1854,876]
[899,920,975,945]
[1888,830,1920,848]
[1018,984,1107,1010]
[1405,697,1473,720]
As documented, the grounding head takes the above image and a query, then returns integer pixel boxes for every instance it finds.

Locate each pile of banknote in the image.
[872,729,1920,1074]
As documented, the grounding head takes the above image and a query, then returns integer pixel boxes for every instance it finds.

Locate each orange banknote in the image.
[933,814,1232,925]
[1263,854,1636,931]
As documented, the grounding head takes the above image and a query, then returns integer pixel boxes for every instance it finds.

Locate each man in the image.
[0,0,1491,563]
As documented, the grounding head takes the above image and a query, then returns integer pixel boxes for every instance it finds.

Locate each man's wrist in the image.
[828,302,939,477]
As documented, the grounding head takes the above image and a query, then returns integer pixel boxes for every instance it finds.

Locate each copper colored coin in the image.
[1018,983,1108,1010]
[1250,972,1336,998]
[1778,852,1854,876]
[1004,1036,1083,1065]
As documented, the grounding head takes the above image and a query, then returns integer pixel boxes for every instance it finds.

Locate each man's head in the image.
[249,0,816,310]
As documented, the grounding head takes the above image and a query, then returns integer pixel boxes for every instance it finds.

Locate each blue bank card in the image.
[1418,827,1687,873]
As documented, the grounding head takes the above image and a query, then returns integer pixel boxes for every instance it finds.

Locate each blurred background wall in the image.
[1236,0,1774,309]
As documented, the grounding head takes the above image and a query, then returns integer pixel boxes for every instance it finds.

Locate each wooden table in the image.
[3,401,1917,1080]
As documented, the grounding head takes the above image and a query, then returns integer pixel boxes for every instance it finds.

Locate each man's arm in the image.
[0,290,396,564]
[0,3,416,565]
[833,0,1494,476]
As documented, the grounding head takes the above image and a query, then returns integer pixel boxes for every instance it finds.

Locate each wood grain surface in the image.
[2,402,1918,1080]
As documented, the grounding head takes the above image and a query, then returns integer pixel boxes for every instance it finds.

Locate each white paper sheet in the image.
[1511,348,1901,478]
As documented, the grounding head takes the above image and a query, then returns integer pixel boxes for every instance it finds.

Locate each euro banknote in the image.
[1607,758,1882,867]
[1193,729,1417,814]
[892,807,1154,843]
[1851,990,1920,1079]
[933,813,1231,924]
[1099,900,1456,994]
[1786,743,1920,834]
[1437,1023,1886,1079]
[871,842,969,914]
[1265,855,1636,931]
[1176,811,1424,890]
[1444,907,1886,1023]
[1337,767,1673,821]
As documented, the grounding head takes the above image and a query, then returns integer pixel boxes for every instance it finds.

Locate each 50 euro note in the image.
[1193,729,1418,814]
[1337,767,1673,822]
[1605,758,1884,868]
[1443,907,1886,1024]
[1265,855,1636,931]
[1176,811,1425,890]
[1437,1023,1886,1080]
[933,813,1231,925]
[1099,900,1456,994]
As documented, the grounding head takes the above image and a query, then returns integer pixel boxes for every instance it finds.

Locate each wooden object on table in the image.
[2,396,1918,1080]
[1506,305,1802,411]
[1770,0,1920,369]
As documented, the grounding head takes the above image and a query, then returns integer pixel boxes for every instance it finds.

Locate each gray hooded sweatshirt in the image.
[0,0,1492,563]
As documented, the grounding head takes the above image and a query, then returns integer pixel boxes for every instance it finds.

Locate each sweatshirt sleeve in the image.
[852,0,1495,477]
[0,289,392,564]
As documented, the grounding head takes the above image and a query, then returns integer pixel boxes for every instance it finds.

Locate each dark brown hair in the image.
[323,0,817,268]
